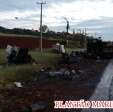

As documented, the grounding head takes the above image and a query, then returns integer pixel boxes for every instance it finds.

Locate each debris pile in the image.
[33,63,81,81]
[58,51,83,65]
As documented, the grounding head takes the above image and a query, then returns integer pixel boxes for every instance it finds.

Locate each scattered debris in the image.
[0,59,108,112]
[0,45,110,112]
[30,101,48,111]
[14,82,23,88]
[58,51,82,65]
[96,56,101,62]
[34,64,82,81]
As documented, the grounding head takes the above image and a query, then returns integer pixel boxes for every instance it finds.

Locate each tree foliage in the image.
[39,25,49,33]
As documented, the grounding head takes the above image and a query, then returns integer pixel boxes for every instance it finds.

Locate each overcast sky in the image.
[0,0,113,40]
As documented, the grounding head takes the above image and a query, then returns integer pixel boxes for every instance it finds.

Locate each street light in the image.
[64,17,70,34]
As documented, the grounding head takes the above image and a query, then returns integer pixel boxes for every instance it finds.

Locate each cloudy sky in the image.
[0,0,113,40]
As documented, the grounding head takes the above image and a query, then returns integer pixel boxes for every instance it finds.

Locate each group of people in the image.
[5,45,33,64]
[53,43,65,54]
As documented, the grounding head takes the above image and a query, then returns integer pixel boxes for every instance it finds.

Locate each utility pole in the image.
[37,1,46,52]
[64,17,70,48]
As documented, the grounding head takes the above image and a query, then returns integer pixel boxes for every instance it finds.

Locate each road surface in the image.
[82,60,113,112]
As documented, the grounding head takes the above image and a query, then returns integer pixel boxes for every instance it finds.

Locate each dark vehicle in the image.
[87,38,113,59]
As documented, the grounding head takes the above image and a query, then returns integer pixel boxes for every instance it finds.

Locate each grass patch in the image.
[0,49,61,88]
[0,65,42,83]
[0,49,6,64]
[30,50,61,65]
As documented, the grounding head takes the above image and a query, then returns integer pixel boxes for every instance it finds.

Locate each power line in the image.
[36,1,46,52]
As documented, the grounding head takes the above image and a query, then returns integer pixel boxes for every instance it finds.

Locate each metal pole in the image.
[40,3,43,52]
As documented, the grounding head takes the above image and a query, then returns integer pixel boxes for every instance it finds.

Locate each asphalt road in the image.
[82,60,113,112]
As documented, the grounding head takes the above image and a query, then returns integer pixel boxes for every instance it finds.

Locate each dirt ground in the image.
[0,59,109,112]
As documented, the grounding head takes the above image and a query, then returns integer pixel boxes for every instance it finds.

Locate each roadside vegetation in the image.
[0,49,61,88]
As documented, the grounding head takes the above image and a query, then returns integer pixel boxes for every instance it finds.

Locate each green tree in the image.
[39,25,49,33]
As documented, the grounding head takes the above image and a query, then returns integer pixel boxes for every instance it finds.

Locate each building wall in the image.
[0,35,56,49]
